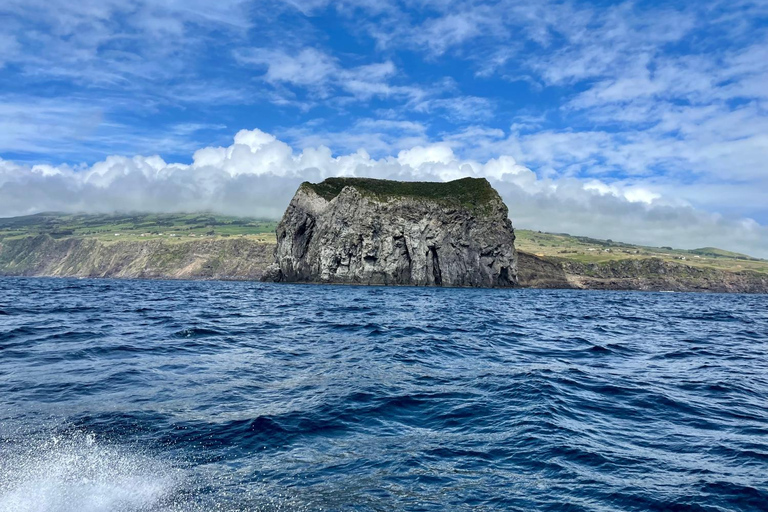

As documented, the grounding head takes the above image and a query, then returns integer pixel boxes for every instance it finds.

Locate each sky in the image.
[1,0,767,257]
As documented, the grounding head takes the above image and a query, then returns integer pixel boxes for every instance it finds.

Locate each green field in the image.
[303,177,498,212]
[0,213,278,244]
[1,212,766,274]
[515,229,768,274]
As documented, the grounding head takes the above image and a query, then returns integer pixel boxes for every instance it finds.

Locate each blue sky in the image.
[1,0,768,256]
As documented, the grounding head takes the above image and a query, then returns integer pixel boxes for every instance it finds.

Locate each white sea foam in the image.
[0,432,183,512]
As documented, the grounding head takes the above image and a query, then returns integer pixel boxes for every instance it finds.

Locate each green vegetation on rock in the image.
[301,177,499,212]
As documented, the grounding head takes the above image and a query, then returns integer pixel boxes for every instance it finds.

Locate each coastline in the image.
[2,235,767,294]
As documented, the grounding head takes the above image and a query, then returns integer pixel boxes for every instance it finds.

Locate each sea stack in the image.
[264,177,518,287]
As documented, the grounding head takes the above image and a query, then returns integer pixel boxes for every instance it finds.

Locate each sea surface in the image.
[0,277,767,512]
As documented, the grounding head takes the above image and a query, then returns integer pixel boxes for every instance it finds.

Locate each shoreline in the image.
[2,273,766,295]
[2,235,767,294]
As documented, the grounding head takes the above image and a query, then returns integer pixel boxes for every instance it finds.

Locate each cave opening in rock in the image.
[429,246,442,286]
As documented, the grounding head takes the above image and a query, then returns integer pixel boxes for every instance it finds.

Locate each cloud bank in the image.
[2,129,766,258]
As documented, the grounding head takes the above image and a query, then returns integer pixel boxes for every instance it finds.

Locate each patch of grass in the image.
[302,177,499,211]
[515,229,768,274]
[0,213,278,243]
[688,247,756,260]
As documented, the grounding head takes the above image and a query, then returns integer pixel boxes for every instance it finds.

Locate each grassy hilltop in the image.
[0,212,278,244]
[302,177,499,212]
[0,213,277,281]
[515,230,768,275]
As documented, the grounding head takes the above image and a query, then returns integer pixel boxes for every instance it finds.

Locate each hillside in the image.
[1,213,766,292]
[514,230,768,275]
[0,212,277,243]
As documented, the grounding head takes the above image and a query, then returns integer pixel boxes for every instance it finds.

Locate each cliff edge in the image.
[265,177,518,287]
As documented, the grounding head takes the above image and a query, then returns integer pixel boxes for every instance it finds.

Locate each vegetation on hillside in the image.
[0,213,277,243]
[515,229,768,274]
[302,177,499,211]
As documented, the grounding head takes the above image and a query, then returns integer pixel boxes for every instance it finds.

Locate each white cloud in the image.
[235,47,419,103]
[413,12,485,55]
[2,128,767,258]
[412,95,495,122]
[397,144,455,168]
[0,0,254,87]
[0,96,231,161]
[236,48,337,88]
[583,180,661,205]
[0,34,21,67]
[279,118,429,157]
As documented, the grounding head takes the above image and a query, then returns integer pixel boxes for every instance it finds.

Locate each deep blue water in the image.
[0,278,767,512]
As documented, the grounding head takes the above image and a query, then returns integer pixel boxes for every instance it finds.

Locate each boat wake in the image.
[0,431,183,512]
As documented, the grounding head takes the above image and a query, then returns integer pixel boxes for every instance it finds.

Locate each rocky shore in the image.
[2,234,767,293]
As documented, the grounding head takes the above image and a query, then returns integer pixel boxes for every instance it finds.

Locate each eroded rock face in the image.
[265,177,518,287]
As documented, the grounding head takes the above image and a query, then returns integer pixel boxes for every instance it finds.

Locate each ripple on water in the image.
[0,277,766,511]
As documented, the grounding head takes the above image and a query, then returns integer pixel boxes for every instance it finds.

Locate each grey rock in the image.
[266,177,518,287]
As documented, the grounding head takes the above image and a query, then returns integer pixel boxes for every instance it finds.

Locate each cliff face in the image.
[267,177,518,287]
[517,252,768,293]
[0,235,274,280]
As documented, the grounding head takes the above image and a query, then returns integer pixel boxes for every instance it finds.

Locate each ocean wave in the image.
[0,277,766,511]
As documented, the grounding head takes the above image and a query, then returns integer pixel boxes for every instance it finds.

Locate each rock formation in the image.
[264,177,518,287]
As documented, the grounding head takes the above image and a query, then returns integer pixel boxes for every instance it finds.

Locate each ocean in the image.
[0,277,766,511]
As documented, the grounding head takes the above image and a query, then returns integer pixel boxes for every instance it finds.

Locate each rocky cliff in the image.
[265,177,518,287]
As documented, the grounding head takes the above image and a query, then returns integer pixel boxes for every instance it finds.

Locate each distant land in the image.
[1,212,766,293]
